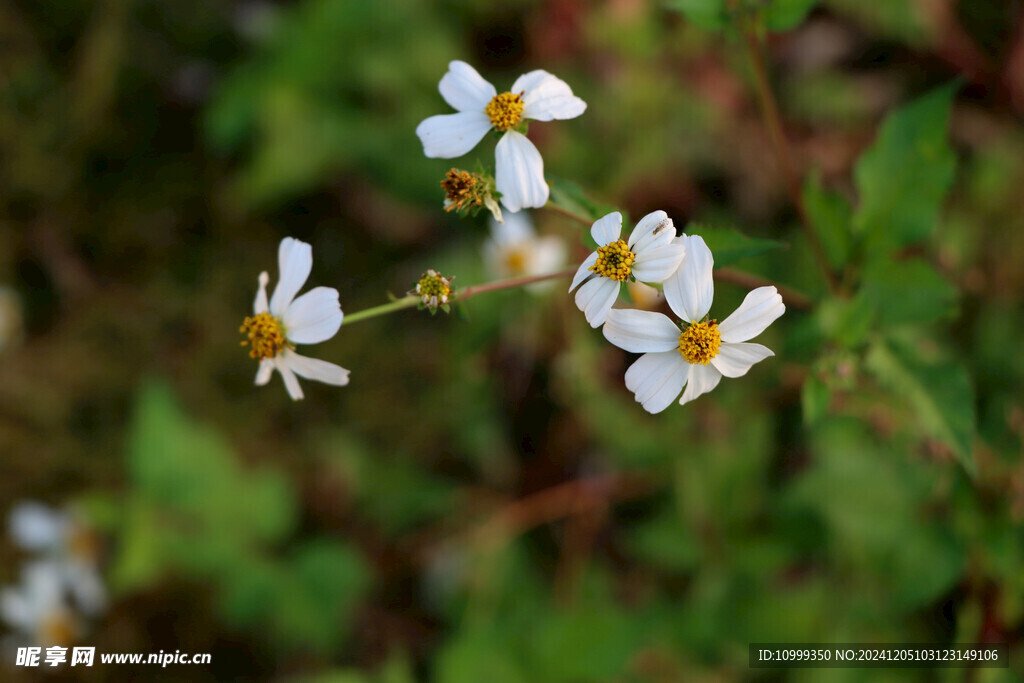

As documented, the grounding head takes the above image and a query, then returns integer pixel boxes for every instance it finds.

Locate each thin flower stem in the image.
[543,201,592,227]
[739,22,841,294]
[340,295,420,326]
[456,267,578,301]
[340,268,579,326]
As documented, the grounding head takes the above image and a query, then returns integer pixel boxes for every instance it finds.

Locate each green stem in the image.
[739,20,840,295]
[340,268,579,326]
[543,201,592,227]
[341,295,420,326]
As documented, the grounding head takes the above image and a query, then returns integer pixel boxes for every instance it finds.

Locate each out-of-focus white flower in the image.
[416,60,586,212]
[241,237,350,401]
[0,286,23,353]
[1,561,78,646]
[627,281,664,310]
[568,211,686,328]
[8,502,106,617]
[483,212,566,292]
[602,235,785,413]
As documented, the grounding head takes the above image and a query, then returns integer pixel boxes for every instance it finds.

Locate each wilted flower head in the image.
[441,168,503,222]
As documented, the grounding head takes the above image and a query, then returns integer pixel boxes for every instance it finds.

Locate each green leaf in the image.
[865,340,976,473]
[801,374,830,425]
[852,84,958,250]
[814,293,875,348]
[664,0,730,30]
[688,223,785,267]
[546,177,619,226]
[861,257,958,326]
[762,0,818,30]
[803,171,852,269]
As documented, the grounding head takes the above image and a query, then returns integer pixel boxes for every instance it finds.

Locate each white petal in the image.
[269,237,312,317]
[439,60,496,112]
[627,211,674,252]
[590,212,622,246]
[65,563,106,616]
[254,359,274,386]
[630,243,686,284]
[488,210,534,245]
[603,309,680,353]
[574,276,620,328]
[531,236,567,274]
[283,286,343,345]
[273,357,304,400]
[568,252,598,292]
[679,364,723,405]
[495,131,548,212]
[710,342,774,378]
[624,351,690,414]
[717,286,785,343]
[0,588,32,630]
[9,502,66,552]
[282,349,350,386]
[664,234,714,322]
[416,111,493,159]
[253,271,269,314]
[512,70,587,121]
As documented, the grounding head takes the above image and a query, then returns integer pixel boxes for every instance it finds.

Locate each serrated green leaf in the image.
[664,0,730,30]
[688,223,785,267]
[762,0,818,30]
[853,84,958,250]
[861,257,957,326]
[803,172,852,269]
[865,340,976,473]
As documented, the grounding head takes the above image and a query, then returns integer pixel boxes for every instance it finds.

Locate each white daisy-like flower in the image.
[483,211,566,291]
[241,237,350,400]
[568,211,686,328]
[9,502,106,617]
[1,561,79,646]
[602,234,785,413]
[416,60,586,212]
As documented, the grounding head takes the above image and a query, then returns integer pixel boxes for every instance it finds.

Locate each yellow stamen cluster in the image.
[239,312,288,360]
[441,169,480,212]
[415,269,452,310]
[39,612,76,647]
[590,239,636,282]
[485,91,525,131]
[504,248,528,276]
[678,320,721,365]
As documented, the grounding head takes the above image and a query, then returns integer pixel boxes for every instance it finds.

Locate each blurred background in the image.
[1,0,1023,680]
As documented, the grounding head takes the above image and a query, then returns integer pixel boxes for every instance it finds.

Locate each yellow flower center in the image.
[589,239,636,282]
[677,320,721,365]
[417,272,451,301]
[239,312,288,360]
[485,91,525,131]
[505,248,528,275]
[39,611,75,646]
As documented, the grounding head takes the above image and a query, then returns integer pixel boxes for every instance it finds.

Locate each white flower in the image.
[602,234,785,413]
[241,237,350,400]
[568,211,686,328]
[416,60,586,212]
[1,561,78,646]
[8,502,106,617]
[483,211,566,291]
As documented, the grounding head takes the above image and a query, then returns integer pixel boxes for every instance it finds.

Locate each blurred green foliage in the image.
[1,0,1023,680]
